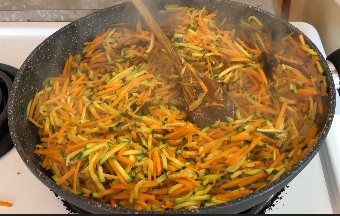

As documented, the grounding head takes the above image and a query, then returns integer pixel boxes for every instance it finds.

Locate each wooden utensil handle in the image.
[131,0,183,72]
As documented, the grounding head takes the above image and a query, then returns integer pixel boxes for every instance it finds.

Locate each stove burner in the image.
[0,123,14,158]
[0,65,16,158]
[63,188,286,214]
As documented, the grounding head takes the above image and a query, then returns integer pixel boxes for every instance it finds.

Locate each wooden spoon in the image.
[131,0,235,128]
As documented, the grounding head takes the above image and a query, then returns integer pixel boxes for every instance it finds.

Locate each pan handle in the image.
[327,49,340,91]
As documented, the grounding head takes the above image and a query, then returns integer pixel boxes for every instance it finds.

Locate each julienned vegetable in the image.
[27,5,327,211]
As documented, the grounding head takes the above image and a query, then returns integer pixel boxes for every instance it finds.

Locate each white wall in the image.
[301,0,340,56]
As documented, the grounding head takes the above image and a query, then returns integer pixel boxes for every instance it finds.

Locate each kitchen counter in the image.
[0,0,276,22]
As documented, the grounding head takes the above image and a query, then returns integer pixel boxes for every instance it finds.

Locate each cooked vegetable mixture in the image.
[27,5,327,211]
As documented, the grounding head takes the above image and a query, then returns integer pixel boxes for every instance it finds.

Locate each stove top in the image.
[0,21,339,214]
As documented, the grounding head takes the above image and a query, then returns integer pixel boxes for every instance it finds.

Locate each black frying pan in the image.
[7,0,337,213]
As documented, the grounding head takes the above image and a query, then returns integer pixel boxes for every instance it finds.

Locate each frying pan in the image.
[6,0,337,213]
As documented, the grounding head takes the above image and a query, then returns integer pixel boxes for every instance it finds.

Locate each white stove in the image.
[0,21,339,214]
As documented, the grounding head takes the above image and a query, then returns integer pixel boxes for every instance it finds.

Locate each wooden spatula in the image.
[131,0,235,128]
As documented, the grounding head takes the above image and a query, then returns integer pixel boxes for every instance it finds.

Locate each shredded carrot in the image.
[56,167,75,185]
[214,189,251,201]
[297,124,318,149]
[56,122,69,139]
[62,55,73,75]
[116,155,134,166]
[85,29,111,57]
[28,92,39,119]
[317,95,324,115]
[73,161,81,192]
[275,54,304,65]
[227,136,262,166]
[275,101,288,129]
[269,153,285,168]
[185,63,208,92]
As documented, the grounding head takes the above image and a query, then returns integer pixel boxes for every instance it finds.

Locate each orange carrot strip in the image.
[110,73,154,108]
[81,115,118,127]
[164,125,196,140]
[95,85,123,97]
[147,160,153,181]
[140,181,158,189]
[255,64,268,87]
[248,104,279,115]
[169,187,188,198]
[44,93,66,105]
[193,129,214,142]
[73,161,81,192]
[70,85,85,98]
[317,96,324,115]
[66,139,109,153]
[34,149,60,156]
[56,168,75,185]
[152,148,162,176]
[111,183,134,190]
[85,29,111,57]
[275,55,304,65]
[167,164,177,172]
[239,173,268,187]
[54,80,60,96]
[230,133,254,142]
[57,122,69,139]
[116,155,134,166]
[174,179,194,190]
[202,147,239,166]
[214,189,251,200]
[98,188,121,197]
[183,177,200,187]
[186,63,208,93]
[0,201,13,207]
[296,88,319,98]
[29,92,39,119]
[230,57,252,63]
[275,101,288,129]
[297,124,318,149]
[148,188,168,195]
[137,193,156,202]
[111,191,131,200]
[27,117,44,128]
[63,105,76,114]
[62,55,73,75]
[227,136,262,166]
[165,200,175,209]
[269,153,285,169]
[288,67,312,85]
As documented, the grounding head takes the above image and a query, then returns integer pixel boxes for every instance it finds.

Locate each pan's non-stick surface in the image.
[7,0,336,213]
